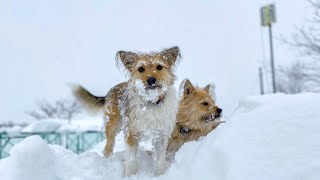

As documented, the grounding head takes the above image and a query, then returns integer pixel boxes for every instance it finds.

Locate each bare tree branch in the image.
[26,98,83,124]
[277,61,320,94]
[281,0,320,58]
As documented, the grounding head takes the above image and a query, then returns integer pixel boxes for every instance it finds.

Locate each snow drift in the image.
[1,93,320,180]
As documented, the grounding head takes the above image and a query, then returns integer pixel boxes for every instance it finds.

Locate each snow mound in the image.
[1,93,320,180]
[20,117,103,134]
[0,126,22,137]
[21,119,66,133]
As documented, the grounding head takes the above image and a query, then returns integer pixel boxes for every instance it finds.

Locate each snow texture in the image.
[19,117,103,134]
[0,126,22,137]
[133,79,168,103]
[21,119,66,133]
[1,93,320,180]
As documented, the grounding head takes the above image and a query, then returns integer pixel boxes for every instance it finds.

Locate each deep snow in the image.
[0,117,104,137]
[1,93,320,180]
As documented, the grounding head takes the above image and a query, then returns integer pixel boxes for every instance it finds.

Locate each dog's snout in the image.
[217,108,222,115]
[147,76,157,86]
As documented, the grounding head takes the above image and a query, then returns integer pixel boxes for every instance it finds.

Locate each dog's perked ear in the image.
[205,83,216,98]
[181,79,195,96]
[116,51,138,72]
[205,84,215,93]
[160,46,181,66]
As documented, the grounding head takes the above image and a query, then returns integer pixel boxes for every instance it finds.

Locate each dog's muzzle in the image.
[204,115,220,122]
[146,84,161,90]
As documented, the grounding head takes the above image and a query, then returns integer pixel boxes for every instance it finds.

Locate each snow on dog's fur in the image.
[166,79,224,161]
[72,47,181,176]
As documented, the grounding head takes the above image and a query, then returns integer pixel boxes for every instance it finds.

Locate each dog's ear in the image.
[116,51,138,72]
[205,83,216,98]
[205,84,215,92]
[160,46,181,66]
[181,79,195,96]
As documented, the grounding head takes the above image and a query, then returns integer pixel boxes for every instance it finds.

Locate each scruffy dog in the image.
[73,47,180,176]
[166,79,224,161]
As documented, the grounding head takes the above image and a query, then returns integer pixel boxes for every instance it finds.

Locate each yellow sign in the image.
[260,4,276,26]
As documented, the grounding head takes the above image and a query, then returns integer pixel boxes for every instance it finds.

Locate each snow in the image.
[21,119,66,133]
[90,132,153,156]
[1,93,320,180]
[17,117,104,134]
[133,79,168,103]
[3,126,22,137]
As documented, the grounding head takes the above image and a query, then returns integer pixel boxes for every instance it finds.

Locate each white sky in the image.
[0,0,312,123]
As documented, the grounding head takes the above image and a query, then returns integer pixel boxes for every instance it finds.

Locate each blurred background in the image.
[0,0,319,155]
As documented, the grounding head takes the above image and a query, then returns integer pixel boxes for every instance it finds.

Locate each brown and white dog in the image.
[72,47,180,176]
[166,79,224,161]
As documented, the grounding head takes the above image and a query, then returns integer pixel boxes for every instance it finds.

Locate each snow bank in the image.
[21,119,66,133]
[163,93,320,180]
[20,117,103,134]
[0,126,22,137]
[0,136,124,180]
[1,93,320,180]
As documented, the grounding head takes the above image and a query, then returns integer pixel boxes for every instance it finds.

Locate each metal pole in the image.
[268,23,277,93]
[0,133,2,159]
[259,67,265,95]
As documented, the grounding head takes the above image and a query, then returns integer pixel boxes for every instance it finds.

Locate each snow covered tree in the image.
[277,61,320,94]
[277,0,320,93]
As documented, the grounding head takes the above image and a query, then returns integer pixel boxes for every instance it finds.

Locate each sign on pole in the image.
[260,3,277,93]
[260,4,276,26]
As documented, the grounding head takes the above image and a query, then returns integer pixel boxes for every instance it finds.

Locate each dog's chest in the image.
[127,86,177,140]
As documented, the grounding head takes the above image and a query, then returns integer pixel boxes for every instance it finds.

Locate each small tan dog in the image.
[166,79,224,160]
[73,47,180,176]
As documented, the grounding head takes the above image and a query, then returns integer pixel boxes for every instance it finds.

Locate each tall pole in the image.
[259,67,265,95]
[261,4,277,93]
[268,23,276,93]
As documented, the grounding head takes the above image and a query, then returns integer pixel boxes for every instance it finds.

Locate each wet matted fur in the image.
[72,47,181,176]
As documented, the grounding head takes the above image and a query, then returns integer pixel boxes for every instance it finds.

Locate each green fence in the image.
[0,131,104,159]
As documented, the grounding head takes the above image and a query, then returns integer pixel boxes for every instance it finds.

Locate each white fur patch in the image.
[134,79,168,103]
[127,85,178,140]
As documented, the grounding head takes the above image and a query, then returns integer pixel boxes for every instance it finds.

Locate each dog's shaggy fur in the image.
[166,79,224,160]
[73,47,180,176]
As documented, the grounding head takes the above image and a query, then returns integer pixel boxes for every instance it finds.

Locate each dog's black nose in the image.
[217,108,222,115]
[147,76,157,86]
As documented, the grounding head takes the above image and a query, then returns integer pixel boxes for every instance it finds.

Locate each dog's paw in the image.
[103,151,112,158]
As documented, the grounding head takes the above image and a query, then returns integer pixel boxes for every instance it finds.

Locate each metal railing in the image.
[0,131,104,159]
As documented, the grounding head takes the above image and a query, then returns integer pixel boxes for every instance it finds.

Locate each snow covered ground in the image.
[1,93,320,180]
[0,116,104,137]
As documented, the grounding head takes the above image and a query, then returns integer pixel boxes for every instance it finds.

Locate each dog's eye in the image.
[202,102,209,106]
[180,127,189,134]
[138,67,145,73]
[156,65,163,70]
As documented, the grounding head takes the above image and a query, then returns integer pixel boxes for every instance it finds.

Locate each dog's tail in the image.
[71,85,105,114]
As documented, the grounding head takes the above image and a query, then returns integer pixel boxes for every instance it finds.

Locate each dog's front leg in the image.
[124,132,138,177]
[153,137,169,176]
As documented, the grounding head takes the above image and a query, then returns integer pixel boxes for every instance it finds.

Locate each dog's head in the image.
[117,47,180,103]
[177,79,223,131]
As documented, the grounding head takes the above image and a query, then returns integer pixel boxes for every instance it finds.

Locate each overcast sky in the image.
[0,0,312,123]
